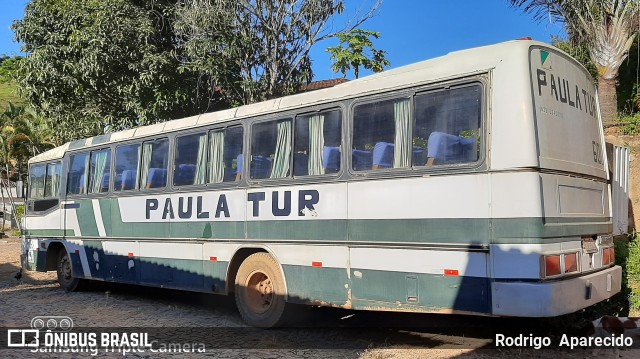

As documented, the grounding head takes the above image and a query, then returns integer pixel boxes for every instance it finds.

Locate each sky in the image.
[0,0,565,81]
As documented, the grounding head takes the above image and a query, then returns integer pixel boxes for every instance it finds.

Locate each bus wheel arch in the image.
[54,246,84,292]
[44,241,65,271]
[226,246,288,296]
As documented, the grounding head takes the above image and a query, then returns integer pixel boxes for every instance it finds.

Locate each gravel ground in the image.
[1,236,638,359]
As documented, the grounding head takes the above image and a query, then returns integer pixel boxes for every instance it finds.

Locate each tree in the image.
[12,0,211,144]
[326,29,390,79]
[174,0,382,105]
[0,103,55,177]
[509,0,640,123]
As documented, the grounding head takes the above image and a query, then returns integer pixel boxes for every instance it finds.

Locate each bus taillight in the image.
[544,255,561,276]
[543,252,580,278]
[603,247,615,266]
[564,253,579,273]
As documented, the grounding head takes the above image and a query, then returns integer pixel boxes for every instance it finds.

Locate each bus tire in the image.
[234,252,290,328]
[56,250,83,292]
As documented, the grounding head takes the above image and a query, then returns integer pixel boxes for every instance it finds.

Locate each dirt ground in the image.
[1,237,639,359]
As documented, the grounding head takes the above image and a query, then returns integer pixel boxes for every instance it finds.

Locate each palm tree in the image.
[0,103,55,177]
[509,0,639,123]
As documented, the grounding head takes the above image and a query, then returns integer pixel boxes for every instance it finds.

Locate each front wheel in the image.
[234,253,291,327]
[56,250,83,292]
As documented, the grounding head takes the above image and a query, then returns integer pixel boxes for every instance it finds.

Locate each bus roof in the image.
[30,39,551,164]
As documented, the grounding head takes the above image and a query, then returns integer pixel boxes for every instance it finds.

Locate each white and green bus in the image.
[21,39,621,327]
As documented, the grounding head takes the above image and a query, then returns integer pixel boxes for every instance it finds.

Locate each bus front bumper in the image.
[491,265,622,317]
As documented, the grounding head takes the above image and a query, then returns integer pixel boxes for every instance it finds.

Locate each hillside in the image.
[0,81,23,109]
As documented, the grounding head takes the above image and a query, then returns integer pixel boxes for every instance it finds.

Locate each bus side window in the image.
[209,126,243,183]
[251,119,292,179]
[29,164,46,199]
[174,132,207,186]
[114,144,140,191]
[294,110,341,176]
[67,153,89,195]
[413,85,482,167]
[88,148,112,193]
[352,98,411,171]
[140,139,169,189]
[28,162,61,213]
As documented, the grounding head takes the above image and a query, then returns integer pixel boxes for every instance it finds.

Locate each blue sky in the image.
[0,0,564,80]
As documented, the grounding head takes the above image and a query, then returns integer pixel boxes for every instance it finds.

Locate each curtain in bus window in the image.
[270,120,292,178]
[44,163,61,198]
[194,134,207,184]
[394,99,411,167]
[53,163,61,197]
[140,142,152,188]
[90,150,109,193]
[209,131,225,183]
[308,114,325,175]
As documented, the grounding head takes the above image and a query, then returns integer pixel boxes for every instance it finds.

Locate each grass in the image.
[0,81,24,109]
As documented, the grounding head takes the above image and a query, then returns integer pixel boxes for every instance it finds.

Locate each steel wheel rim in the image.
[244,270,274,314]
[59,255,72,281]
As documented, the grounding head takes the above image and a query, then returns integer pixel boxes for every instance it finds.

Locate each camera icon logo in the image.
[30,316,73,331]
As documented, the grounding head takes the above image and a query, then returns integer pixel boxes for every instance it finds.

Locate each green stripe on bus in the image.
[99,199,112,236]
[76,200,99,237]
[282,265,350,306]
[247,220,348,241]
[350,268,490,313]
[25,229,73,236]
[173,221,245,239]
[349,218,489,244]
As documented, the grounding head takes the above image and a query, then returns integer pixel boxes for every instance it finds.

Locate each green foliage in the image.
[0,56,22,84]
[13,204,24,223]
[174,0,357,105]
[551,37,598,81]
[326,29,390,79]
[628,234,640,313]
[616,40,640,114]
[0,103,55,176]
[617,113,640,135]
[12,0,210,144]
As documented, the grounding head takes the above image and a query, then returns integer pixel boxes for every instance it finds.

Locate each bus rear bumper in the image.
[491,265,621,317]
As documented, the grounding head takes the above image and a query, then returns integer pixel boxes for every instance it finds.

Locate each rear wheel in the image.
[56,250,83,292]
[234,253,291,327]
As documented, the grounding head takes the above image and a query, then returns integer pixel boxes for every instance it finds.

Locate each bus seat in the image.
[293,153,308,176]
[427,132,463,165]
[373,142,394,169]
[121,170,136,190]
[323,146,340,173]
[352,149,373,171]
[236,154,243,181]
[146,168,167,188]
[175,164,196,186]
[412,146,427,166]
[460,137,478,162]
[250,155,273,179]
[78,174,85,194]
